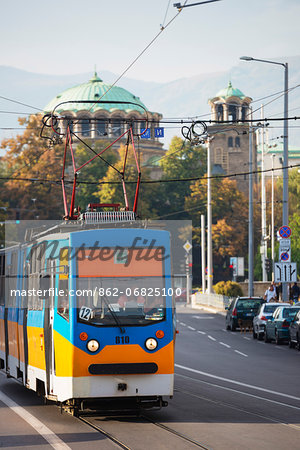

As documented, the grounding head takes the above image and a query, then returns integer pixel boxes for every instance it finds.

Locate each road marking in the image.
[219,342,231,348]
[197,330,206,335]
[0,391,71,450]
[175,364,300,402]
[188,326,196,331]
[176,373,300,413]
[234,350,248,357]
[208,335,216,341]
[222,329,227,332]
[180,322,186,326]
[243,337,251,341]
[192,316,214,319]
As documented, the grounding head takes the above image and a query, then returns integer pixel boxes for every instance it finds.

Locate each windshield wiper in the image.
[101,295,125,334]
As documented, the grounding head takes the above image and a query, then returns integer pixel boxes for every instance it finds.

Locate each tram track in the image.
[77,412,210,449]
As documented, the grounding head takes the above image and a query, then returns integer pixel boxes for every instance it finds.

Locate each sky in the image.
[1,0,300,83]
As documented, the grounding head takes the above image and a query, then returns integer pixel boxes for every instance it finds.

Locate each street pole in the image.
[261,105,267,281]
[207,137,213,294]
[201,214,206,294]
[240,56,289,300]
[271,153,275,281]
[248,121,254,297]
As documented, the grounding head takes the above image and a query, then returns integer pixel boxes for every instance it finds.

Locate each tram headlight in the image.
[145,338,158,351]
[87,339,100,352]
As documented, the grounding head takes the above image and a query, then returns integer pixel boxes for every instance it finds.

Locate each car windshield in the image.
[75,247,167,326]
[237,299,263,310]
[283,308,300,318]
[264,305,279,313]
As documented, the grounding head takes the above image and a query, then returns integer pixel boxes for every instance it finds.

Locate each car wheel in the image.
[252,328,257,339]
[258,332,263,341]
[297,334,300,351]
[231,321,236,332]
[289,338,295,349]
[264,330,271,343]
[275,330,281,345]
[226,324,231,331]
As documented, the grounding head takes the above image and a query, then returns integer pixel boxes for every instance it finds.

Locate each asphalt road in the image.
[1,304,300,449]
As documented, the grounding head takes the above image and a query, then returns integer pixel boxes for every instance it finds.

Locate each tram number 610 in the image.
[115,336,130,344]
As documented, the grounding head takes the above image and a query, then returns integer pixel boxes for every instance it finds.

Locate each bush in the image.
[214,281,243,297]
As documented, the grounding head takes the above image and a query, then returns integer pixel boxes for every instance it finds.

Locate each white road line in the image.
[180,322,186,326]
[0,391,71,450]
[175,364,300,402]
[188,326,196,331]
[192,316,214,319]
[243,337,251,341]
[222,329,227,332]
[234,350,248,357]
[208,335,216,341]
[176,372,300,412]
[197,331,206,335]
[219,342,231,348]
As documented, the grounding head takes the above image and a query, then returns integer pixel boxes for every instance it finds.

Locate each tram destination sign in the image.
[274,262,297,282]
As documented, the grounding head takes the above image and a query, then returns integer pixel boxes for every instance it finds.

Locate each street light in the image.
[240,55,289,300]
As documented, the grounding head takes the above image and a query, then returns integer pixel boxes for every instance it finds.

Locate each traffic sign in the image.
[183,241,192,252]
[279,225,292,239]
[154,127,164,138]
[280,251,290,262]
[140,128,151,139]
[274,262,297,282]
[279,238,290,248]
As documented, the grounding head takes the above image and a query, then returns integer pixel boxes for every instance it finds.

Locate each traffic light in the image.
[265,258,271,273]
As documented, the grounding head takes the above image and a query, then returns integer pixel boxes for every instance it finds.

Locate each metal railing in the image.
[82,211,136,224]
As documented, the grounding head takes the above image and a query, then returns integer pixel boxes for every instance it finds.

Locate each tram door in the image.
[44,259,55,397]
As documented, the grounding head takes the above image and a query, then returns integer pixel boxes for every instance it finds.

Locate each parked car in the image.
[288,309,300,349]
[253,302,290,340]
[226,297,264,331]
[264,306,300,344]
[175,288,186,302]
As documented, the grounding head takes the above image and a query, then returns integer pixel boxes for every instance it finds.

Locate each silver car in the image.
[253,302,290,340]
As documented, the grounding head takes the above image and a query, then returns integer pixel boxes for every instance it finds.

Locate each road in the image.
[1,304,300,449]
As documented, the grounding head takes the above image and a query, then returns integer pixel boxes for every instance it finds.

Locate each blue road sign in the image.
[155,127,164,138]
[281,252,289,261]
[140,128,151,139]
[279,225,292,238]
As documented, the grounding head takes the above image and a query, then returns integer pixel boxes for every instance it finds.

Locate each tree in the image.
[158,136,207,219]
[95,144,162,218]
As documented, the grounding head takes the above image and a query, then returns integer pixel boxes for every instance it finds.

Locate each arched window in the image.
[96,119,107,137]
[228,104,237,122]
[81,118,90,137]
[217,104,223,121]
[235,136,240,148]
[228,137,233,147]
[242,104,248,121]
[111,117,122,137]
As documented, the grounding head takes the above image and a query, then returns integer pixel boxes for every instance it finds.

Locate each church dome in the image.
[44,72,147,114]
[214,81,246,100]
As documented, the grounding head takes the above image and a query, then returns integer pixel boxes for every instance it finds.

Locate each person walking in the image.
[263,284,277,303]
[291,282,300,304]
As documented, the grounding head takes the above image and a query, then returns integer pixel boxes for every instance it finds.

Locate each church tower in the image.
[207,82,255,194]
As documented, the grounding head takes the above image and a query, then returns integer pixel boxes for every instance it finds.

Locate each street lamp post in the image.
[207,136,213,294]
[271,153,275,281]
[248,121,254,297]
[240,56,289,300]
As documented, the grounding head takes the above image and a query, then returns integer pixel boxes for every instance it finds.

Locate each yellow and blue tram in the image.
[0,223,175,412]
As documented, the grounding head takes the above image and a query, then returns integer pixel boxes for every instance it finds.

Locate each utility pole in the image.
[201,214,206,293]
[260,106,267,281]
[207,136,213,294]
[248,120,254,297]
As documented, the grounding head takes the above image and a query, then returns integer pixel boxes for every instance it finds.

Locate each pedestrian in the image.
[291,282,300,304]
[276,282,282,301]
[263,284,277,303]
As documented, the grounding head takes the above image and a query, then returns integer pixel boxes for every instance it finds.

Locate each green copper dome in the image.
[215,81,246,100]
[44,72,147,114]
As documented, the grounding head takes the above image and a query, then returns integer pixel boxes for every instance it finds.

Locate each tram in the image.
[0,221,175,412]
[0,100,176,412]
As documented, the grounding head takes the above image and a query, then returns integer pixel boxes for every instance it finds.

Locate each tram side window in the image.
[57,248,69,320]
[28,245,43,311]
[0,254,5,306]
[6,251,18,308]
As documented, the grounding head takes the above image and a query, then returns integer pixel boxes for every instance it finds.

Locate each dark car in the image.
[253,302,290,340]
[226,297,264,331]
[289,309,300,349]
[265,306,300,344]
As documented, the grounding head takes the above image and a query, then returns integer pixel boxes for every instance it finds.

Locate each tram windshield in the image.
[75,247,168,326]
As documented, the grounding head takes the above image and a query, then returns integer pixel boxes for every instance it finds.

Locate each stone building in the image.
[43,72,165,178]
[207,82,256,194]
